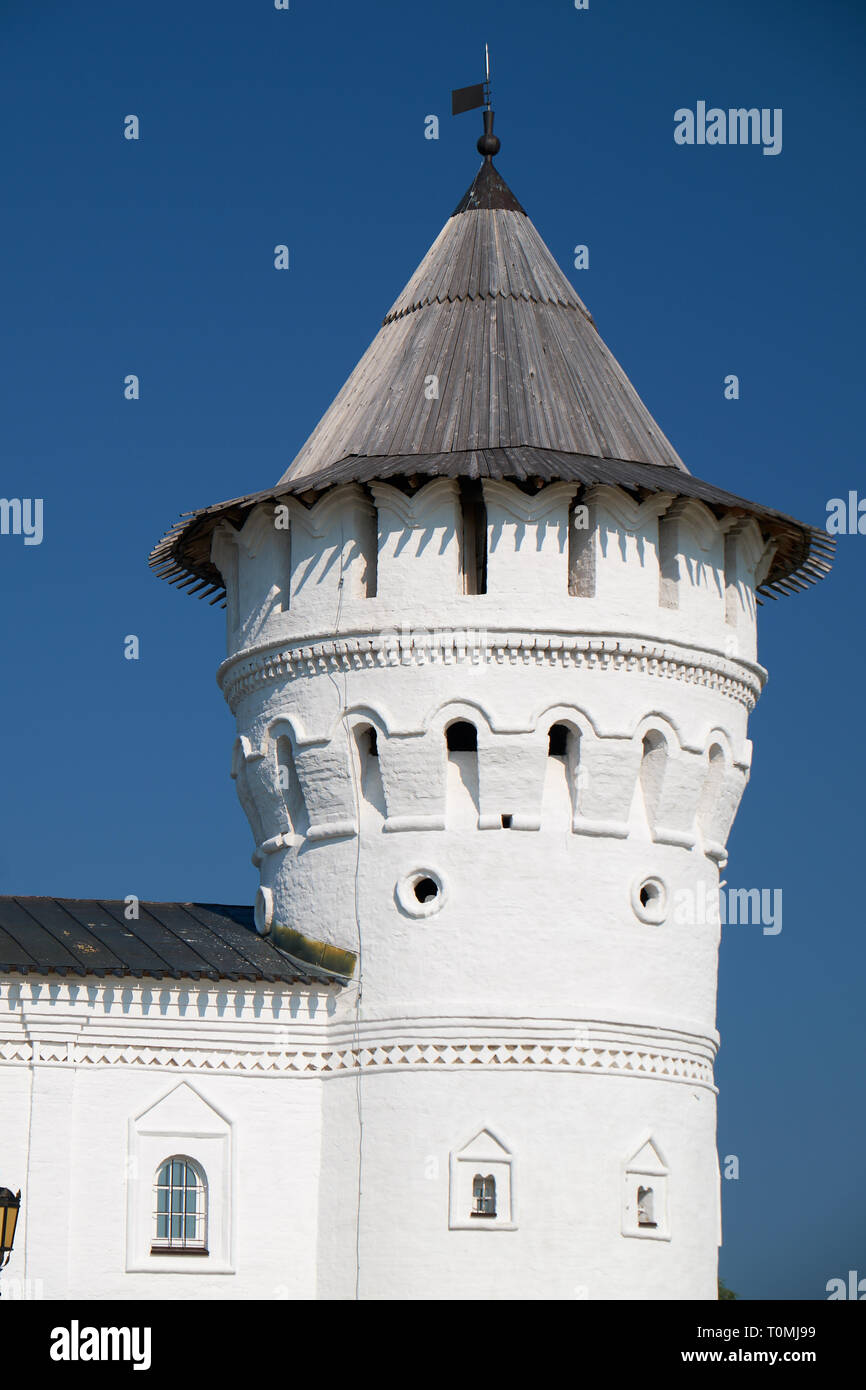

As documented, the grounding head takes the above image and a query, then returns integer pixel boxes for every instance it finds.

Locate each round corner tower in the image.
[152,121,833,1300]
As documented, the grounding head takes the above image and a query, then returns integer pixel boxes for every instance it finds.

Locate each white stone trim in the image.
[290,484,375,539]
[481,479,577,523]
[0,979,718,1087]
[662,497,727,552]
[384,813,446,833]
[219,630,764,713]
[369,477,459,527]
[584,485,675,532]
[0,1033,716,1090]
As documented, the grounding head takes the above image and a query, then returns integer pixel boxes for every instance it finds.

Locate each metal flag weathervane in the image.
[451,44,492,116]
[451,45,500,158]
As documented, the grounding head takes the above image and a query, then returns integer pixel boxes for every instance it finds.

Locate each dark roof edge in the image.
[0,897,347,986]
[149,447,834,606]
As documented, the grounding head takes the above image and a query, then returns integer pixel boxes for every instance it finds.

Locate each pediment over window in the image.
[456,1128,512,1163]
[622,1134,670,1241]
[133,1082,230,1138]
[626,1137,668,1177]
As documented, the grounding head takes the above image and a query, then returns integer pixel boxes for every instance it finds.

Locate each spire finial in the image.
[477,44,500,159]
[477,109,500,160]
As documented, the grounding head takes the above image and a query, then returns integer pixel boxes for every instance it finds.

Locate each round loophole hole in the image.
[414,877,439,904]
[632,875,667,925]
[396,868,446,919]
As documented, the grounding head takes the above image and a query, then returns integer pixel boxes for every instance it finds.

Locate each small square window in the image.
[449,1130,516,1230]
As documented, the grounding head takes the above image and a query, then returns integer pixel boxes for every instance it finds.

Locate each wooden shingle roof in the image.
[281,159,687,485]
[150,149,833,603]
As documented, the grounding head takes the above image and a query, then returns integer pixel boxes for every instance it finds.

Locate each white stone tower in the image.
[152,118,832,1299]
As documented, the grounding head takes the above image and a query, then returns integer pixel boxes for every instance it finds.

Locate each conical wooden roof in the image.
[279,158,687,487]
[150,149,834,604]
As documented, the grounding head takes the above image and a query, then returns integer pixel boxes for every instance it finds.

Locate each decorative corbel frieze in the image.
[370,477,459,528]
[481,479,577,525]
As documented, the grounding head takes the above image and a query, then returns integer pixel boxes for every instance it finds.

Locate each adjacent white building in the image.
[0,118,832,1300]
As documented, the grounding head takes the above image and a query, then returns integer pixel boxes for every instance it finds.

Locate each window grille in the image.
[152,1157,208,1254]
[471,1173,496,1218]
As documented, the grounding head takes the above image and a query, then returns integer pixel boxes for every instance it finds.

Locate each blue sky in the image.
[1,0,864,1299]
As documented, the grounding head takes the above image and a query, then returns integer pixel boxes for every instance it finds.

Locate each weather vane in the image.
[451,44,500,157]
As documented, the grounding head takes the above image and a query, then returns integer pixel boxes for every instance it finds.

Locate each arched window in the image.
[152,1157,208,1254]
[697,742,725,846]
[445,721,479,827]
[640,730,667,830]
[637,1185,656,1228]
[548,723,569,757]
[446,720,477,752]
[471,1174,496,1218]
[352,723,386,820]
[275,735,310,837]
[544,722,582,824]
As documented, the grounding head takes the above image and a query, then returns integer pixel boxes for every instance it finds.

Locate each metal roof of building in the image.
[150,141,834,605]
[0,897,342,985]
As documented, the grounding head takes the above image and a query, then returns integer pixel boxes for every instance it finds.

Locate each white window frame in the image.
[125,1082,235,1274]
[449,1128,516,1231]
[622,1134,671,1242]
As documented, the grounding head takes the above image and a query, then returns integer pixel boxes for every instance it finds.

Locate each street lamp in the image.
[0,1189,21,1292]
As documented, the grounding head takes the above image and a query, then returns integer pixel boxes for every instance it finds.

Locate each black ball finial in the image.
[477,109,500,159]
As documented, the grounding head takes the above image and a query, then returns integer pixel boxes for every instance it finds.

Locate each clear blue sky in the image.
[1,0,863,1300]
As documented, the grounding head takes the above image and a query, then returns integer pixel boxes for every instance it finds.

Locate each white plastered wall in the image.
[200,477,768,1299]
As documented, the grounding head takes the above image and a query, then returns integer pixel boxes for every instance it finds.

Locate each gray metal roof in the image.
[0,897,342,985]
